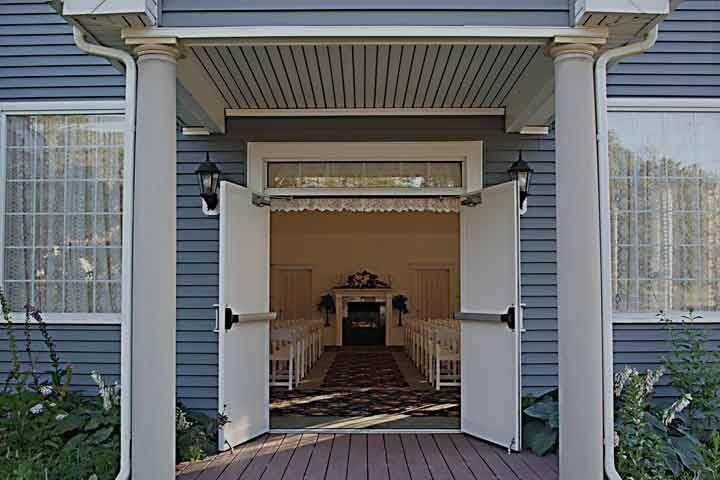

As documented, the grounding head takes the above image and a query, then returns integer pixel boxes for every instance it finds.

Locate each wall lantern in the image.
[195,154,221,215]
[507,152,533,210]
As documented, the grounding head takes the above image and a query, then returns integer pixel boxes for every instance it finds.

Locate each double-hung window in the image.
[1,107,125,322]
[608,100,720,321]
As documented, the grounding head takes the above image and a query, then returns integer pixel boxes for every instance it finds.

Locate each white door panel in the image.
[460,181,522,451]
[218,181,271,450]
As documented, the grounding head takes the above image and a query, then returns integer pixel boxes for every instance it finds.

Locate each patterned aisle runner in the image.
[322,350,408,388]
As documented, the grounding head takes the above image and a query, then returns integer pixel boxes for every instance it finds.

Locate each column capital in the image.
[132,39,180,63]
[546,42,598,61]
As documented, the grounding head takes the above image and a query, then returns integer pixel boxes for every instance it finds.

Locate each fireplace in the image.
[343,301,386,346]
[332,288,394,346]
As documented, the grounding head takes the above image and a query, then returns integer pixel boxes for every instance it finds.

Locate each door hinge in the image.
[252,193,271,207]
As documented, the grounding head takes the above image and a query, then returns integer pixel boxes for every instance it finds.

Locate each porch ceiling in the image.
[187,43,542,111]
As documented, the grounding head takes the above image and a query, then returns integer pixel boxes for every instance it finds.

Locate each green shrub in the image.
[0,301,121,480]
[175,403,229,463]
[613,311,720,480]
[522,390,558,456]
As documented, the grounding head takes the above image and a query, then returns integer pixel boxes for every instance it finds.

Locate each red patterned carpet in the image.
[322,350,408,388]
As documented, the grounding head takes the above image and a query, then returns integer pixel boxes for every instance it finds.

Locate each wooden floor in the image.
[176,433,558,480]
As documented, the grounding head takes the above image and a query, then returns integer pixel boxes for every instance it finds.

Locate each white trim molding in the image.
[0,103,129,326]
[227,108,504,118]
[122,25,608,47]
[608,97,720,112]
[247,141,483,196]
[0,101,127,115]
[606,97,720,325]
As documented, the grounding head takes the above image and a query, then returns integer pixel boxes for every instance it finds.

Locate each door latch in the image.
[224,307,240,330]
[500,306,516,330]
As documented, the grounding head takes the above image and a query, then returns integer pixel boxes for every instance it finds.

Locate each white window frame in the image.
[608,97,720,324]
[247,141,484,197]
[0,101,128,324]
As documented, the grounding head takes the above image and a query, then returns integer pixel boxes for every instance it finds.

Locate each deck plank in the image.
[518,452,558,480]
[326,433,351,480]
[448,434,498,479]
[180,434,558,480]
[238,434,286,480]
[432,434,475,480]
[347,434,369,480]
[217,435,268,480]
[196,449,242,480]
[499,452,544,480]
[384,434,411,480]
[305,434,334,480]
[399,435,432,480]
[465,436,520,480]
[367,435,390,480]
[416,434,454,480]
[282,434,318,480]
[260,433,302,480]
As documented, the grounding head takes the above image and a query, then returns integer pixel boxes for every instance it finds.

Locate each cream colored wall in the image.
[270,211,460,345]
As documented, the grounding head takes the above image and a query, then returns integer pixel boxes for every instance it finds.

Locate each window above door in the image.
[248,141,483,197]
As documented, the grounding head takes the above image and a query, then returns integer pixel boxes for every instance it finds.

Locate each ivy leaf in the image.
[524,397,559,429]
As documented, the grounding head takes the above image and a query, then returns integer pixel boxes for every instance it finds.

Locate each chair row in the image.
[270,319,324,390]
[403,318,461,390]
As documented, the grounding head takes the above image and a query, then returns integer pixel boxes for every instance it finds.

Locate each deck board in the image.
[179,433,558,480]
[282,433,318,480]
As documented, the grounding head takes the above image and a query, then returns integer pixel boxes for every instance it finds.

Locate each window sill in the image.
[613,312,720,324]
[0,313,122,325]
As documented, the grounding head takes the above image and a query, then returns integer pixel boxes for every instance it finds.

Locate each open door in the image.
[217,181,273,450]
[459,181,522,451]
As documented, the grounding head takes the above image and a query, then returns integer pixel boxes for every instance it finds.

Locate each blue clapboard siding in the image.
[0,3,124,399]
[613,323,720,402]
[0,324,121,395]
[0,0,125,102]
[161,0,570,27]
[175,116,558,413]
[608,0,720,97]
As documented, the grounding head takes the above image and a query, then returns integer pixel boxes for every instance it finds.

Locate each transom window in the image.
[609,109,720,319]
[2,113,124,317]
[267,161,463,189]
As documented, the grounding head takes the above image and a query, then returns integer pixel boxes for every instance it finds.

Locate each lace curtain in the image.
[270,197,461,213]
[4,115,124,314]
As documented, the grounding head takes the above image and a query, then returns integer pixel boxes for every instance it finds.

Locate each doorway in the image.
[217,142,522,452]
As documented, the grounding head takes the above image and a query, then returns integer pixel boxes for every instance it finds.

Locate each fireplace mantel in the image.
[332,288,395,346]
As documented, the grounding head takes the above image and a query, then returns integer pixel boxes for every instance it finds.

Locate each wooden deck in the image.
[176,433,558,480]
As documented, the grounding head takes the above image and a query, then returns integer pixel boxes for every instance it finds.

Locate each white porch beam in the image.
[131,42,179,480]
[504,54,554,133]
[176,52,227,134]
[551,42,604,480]
[226,108,504,117]
[122,25,608,47]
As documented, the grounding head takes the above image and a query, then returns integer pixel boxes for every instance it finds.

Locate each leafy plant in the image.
[317,293,336,327]
[522,389,558,456]
[661,310,720,438]
[176,403,229,463]
[392,294,409,326]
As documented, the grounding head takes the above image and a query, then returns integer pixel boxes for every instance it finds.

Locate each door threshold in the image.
[270,428,462,434]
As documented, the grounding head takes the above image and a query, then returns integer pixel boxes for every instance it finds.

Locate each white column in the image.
[550,43,604,480]
[131,42,179,480]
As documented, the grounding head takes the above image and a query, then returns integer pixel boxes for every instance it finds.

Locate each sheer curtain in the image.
[4,114,124,315]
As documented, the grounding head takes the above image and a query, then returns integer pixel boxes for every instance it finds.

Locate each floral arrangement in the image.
[337,270,391,289]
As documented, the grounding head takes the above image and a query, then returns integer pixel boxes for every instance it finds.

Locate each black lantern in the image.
[507,152,533,207]
[195,154,221,211]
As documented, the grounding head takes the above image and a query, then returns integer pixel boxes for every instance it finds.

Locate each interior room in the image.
[268,211,462,429]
